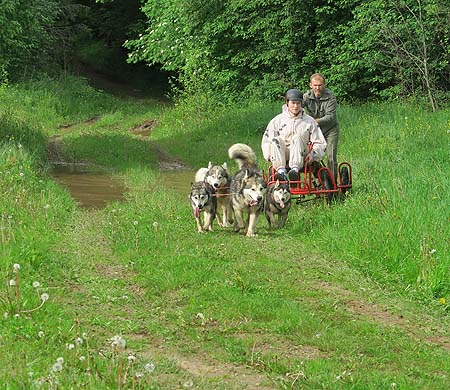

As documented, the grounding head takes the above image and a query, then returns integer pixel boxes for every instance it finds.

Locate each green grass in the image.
[0,77,449,389]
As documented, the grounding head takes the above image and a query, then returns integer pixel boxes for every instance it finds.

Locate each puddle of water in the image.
[50,164,126,210]
[50,164,198,210]
[161,169,196,195]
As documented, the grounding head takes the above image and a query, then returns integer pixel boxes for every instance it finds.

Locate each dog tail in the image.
[228,143,257,169]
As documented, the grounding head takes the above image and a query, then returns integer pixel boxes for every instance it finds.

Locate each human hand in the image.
[306,150,318,164]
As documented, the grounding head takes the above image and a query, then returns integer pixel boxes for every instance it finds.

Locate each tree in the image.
[328,0,450,108]
[0,0,61,80]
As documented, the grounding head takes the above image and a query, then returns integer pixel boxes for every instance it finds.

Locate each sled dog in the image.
[264,180,292,228]
[228,143,267,237]
[189,181,216,233]
[195,162,233,227]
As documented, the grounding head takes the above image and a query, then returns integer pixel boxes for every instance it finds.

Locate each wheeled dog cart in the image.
[266,161,352,204]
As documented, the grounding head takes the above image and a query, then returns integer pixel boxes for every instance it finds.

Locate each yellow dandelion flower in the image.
[439,297,446,305]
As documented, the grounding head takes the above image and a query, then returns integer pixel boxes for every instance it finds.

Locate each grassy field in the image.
[0,77,449,389]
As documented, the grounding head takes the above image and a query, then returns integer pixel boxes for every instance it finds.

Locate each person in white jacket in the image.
[261,89,326,182]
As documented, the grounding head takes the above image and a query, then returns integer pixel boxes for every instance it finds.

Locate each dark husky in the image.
[189,181,216,233]
[228,143,267,237]
[195,162,233,227]
[265,180,292,228]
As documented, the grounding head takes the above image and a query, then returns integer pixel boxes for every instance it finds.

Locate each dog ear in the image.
[222,162,228,170]
[208,161,213,169]
[275,179,280,187]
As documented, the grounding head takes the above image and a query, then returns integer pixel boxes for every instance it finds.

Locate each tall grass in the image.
[153,99,450,300]
[1,78,449,388]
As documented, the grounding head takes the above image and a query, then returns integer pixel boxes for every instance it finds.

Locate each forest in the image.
[1,0,449,109]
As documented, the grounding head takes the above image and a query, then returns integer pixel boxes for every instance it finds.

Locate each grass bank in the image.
[0,77,449,389]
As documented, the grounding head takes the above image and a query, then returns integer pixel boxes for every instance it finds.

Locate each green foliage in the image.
[0,0,61,79]
[124,0,450,107]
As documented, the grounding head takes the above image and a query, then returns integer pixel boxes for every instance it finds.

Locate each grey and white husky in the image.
[264,180,292,228]
[189,181,216,233]
[195,162,233,227]
[228,143,267,237]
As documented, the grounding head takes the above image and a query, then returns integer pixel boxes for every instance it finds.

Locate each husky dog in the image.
[189,181,217,233]
[228,143,267,237]
[265,180,292,228]
[195,162,233,227]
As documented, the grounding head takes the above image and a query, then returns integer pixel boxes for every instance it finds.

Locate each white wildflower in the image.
[38,331,44,338]
[127,354,136,362]
[195,312,205,320]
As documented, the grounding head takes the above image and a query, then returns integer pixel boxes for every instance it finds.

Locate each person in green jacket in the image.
[303,73,339,181]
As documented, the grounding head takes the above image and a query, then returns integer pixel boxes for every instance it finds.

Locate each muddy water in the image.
[161,169,196,194]
[50,164,126,210]
[50,164,196,210]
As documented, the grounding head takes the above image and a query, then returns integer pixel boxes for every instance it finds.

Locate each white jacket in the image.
[262,105,326,161]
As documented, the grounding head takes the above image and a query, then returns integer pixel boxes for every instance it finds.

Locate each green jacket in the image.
[303,88,339,135]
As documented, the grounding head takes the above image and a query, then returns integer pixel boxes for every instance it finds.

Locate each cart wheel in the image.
[319,169,334,203]
[340,166,350,194]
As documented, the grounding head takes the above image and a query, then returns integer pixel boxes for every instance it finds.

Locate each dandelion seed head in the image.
[183,379,194,388]
[41,293,49,302]
[13,263,20,272]
[51,362,63,372]
[32,281,41,288]
[38,331,44,338]
[75,337,83,345]
[127,354,136,362]
[44,204,50,209]
[133,220,138,226]
[4,312,9,319]
[430,249,436,255]
[111,335,126,349]
[67,343,75,350]
[79,355,86,362]
[14,314,20,319]
[144,362,155,373]
[9,279,16,286]
[135,372,143,378]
